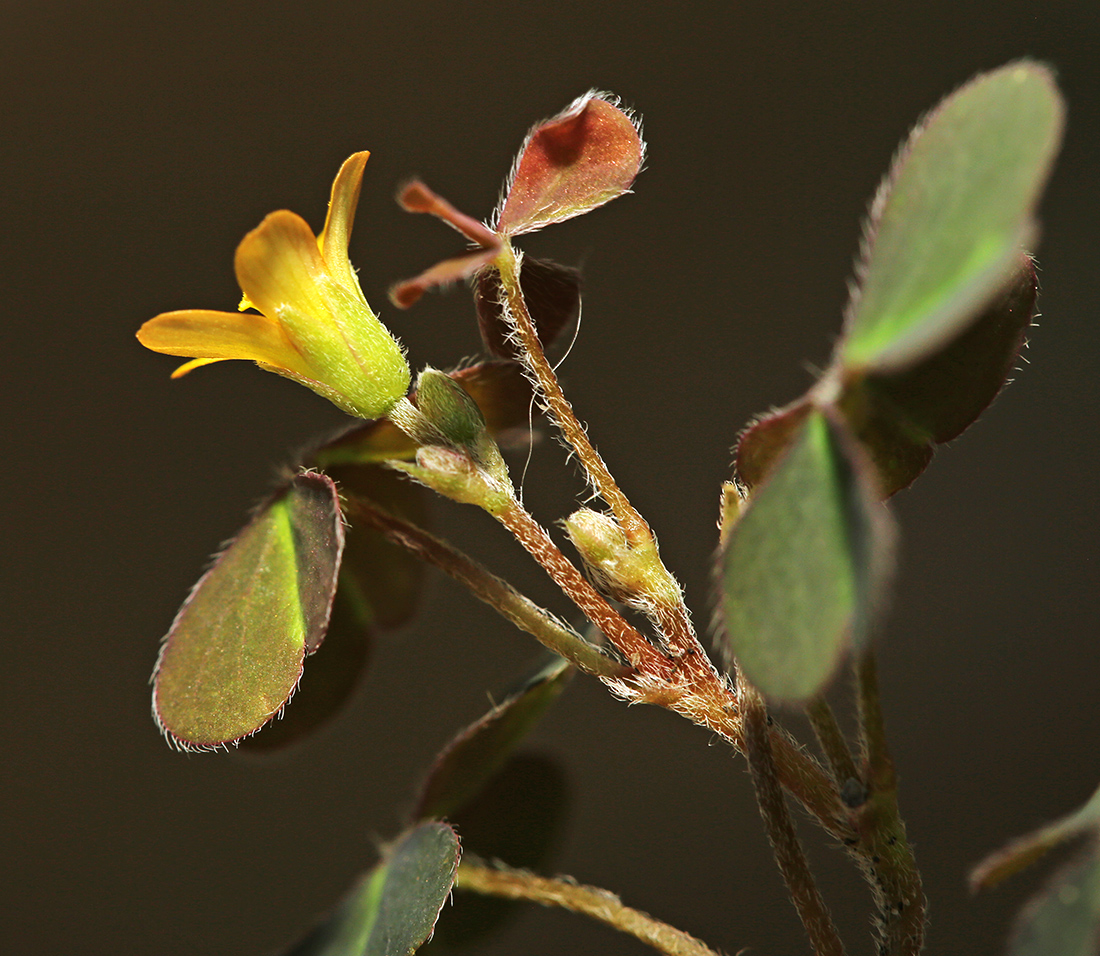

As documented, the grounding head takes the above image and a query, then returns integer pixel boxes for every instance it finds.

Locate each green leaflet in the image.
[152,473,344,750]
[281,823,460,956]
[720,410,890,701]
[841,61,1062,373]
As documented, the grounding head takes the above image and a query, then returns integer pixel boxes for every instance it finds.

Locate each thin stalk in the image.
[805,695,860,792]
[457,859,723,956]
[741,678,847,956]
[497,501,674,677]
[343,495,624,679]
[495,243,649,546]
[495,242,697,655]
[854,648,926,956]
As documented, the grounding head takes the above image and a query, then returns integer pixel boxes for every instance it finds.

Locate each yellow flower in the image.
[138,152,410,419]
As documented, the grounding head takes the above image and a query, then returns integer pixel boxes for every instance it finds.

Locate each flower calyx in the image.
[138,152,410,420]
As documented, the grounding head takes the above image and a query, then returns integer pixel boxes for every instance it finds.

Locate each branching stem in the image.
[741,678,848,956]
[495,241,697,657]
[344,495,624,679]
[497,501,674,677]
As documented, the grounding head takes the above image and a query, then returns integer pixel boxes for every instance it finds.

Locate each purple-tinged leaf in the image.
[390,180,501,309]
[838,259,1037,496]
[475,257,582,361]
[733,398,813,495]
[152,473,344,750]
[280,822,460,956]
[413,654,573,822]
[736,261,1036,499]
[494,92,644,237]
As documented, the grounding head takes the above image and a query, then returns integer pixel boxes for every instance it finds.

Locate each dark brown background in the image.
[5,2,1099,954]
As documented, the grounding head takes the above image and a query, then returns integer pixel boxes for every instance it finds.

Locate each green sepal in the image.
[719,409,892,701]
[415,367,486,447]
[840,61,1062,373]
[152,472,344,750]
[279,822,460,956]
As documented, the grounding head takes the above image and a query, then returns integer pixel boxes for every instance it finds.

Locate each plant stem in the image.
[805,695,860,792]
[495,242,699,655]
[741,678,848,956]
[854,649,926,955]
[495,243,648,546]
[348,486,852,847]
[497,501,674,677]
[343,495,624,679]
[456,859,723,956]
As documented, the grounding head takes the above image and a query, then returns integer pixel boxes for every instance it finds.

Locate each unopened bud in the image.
[392,445,514,515]
[564,509,680,609]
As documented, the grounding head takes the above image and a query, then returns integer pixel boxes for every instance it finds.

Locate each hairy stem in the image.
[343,495,623,678]
[741,679,847,956]
[348,488,851,842]
[854,649,926,955]
[496,243,647,542]
[496,242,698,656]
[457,859,723,956]
[497,501,674,677]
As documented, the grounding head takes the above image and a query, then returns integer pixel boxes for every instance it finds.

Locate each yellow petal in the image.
[234,210,329,323]
[137,309,312,377]
[318,151,369,287]
[171,357,229,378]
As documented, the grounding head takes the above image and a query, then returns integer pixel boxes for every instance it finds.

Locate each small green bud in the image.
[564,509,681,609]
[412,367,513,487]
[392,446,514,516]
[415,368,489,449]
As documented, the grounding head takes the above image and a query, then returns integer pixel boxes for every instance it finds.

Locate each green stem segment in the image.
[805,695,860,792]
[854,649,926,955]
[456,859,723,956]
[741,679,848,956]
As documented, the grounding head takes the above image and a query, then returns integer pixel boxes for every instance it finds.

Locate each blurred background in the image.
[5,2,1099,954]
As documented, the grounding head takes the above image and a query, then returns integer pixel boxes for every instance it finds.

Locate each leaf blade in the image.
[413,654,573,822]
[842,61,1062,372]
[281,822,461,956]
[720,410,891,701]
[152,473,344,749]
